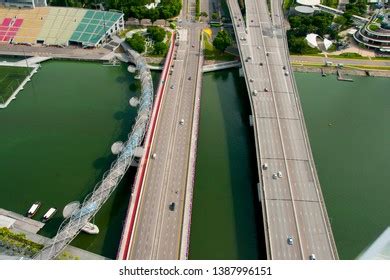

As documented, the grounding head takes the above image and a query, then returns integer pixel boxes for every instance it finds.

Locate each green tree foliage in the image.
[288,13,334,38]
[287,34,321,55]
[211,12,219,20]
[345,0,367,16]
[126,33,146,53]
[147,26,166,42]
[213,30,232,52]
[153,42,168,55]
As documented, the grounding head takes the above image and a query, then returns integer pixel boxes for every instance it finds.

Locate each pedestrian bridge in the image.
[33,47,154,260]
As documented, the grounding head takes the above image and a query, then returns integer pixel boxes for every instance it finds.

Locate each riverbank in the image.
[293,65,390,78]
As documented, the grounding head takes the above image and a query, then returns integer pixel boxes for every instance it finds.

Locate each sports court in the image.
[0,65,32,104]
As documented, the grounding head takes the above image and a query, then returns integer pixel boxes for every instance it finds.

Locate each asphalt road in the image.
[228,0,338,260]
[129,3,202,259]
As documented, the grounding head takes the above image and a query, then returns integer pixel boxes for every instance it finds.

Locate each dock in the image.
[337,69,354,82]
[0,208,44,234]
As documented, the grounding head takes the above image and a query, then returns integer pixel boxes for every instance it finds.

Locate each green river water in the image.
[0,60,388,260]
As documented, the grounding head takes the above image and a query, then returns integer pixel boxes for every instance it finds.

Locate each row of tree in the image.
[48,0,182,21]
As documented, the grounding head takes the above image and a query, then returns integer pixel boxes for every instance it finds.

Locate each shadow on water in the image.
[216,70,266,259]
[190,69,266,260]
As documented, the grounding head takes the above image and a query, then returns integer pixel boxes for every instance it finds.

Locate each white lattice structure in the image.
[33,49,154,260]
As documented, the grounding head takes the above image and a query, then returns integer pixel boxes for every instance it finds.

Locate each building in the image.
[0,7,124,47]
[353,12,390,52]
[0,0,47,9]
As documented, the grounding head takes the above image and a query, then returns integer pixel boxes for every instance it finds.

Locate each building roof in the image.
[295,5,315,14]
[305,33,319,48]
[296,0,320,5]
[0,7,123,46]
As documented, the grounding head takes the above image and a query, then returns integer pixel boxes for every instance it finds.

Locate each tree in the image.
[153,42,168,55]
[200,12,208,18]
[147,26,166,42]
[211,12,219,20]
[126,33,146,53]
[213,30,232,52]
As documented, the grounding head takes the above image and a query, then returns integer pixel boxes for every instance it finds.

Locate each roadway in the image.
[227,0,338,259]
[125,1,203,260]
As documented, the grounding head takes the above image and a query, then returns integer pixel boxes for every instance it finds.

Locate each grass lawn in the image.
[202,32,236,61]
[0,66,32,104]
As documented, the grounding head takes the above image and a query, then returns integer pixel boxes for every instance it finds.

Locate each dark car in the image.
[169,202,175,211]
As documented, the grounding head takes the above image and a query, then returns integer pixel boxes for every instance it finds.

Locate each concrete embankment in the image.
[293,65,390,78]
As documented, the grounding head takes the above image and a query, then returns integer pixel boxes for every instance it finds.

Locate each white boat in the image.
[81,222,99,235]
[27,202,41,218]
[42,207,57,222]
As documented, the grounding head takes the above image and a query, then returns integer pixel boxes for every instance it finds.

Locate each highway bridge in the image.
[117,0,203,260]
[227,0,338,259]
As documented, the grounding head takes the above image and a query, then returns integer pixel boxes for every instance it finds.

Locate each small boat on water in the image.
[27,202,41,218]
[42,207,57,222]
[81,222,99,235]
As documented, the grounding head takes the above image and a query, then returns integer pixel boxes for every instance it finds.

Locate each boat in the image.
[81,222,99,235]
[42,207,57,222]
[27,202,41,218]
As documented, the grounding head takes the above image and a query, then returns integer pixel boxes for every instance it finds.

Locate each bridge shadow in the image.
[213,69,266,259]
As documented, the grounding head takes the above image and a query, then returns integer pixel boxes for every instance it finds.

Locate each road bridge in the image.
[227,0,338,260]
[117,0,204,260]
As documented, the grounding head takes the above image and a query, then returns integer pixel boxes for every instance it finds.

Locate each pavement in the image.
[228,0,338,260]
[291,55,390,67]
[128,1,203,260]
[0,43,110,60]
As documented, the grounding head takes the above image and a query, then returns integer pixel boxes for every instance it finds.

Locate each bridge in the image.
[227,0,338,259]
[117,0,203,260]
[33,47,155,260]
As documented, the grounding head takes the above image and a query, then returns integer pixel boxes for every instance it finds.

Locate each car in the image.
[266,52,269,56]
[237,24,240,27]
[188,76,192,80]
[287,236,293,245]
[247,56,251,60]
[277,171,282,178]
[264,87,269,92]
[284,71,289,76]
[262,163,268,170]
[249,78,254,82]
[170,85,174,89]
[272,173,277,179]
[169,202,175,211]
[192,44,195,48]
[282,65,286,70]
[179,119,184,125]
[309,254,316,260]
[259,62,263,66]
[152,153,157,159]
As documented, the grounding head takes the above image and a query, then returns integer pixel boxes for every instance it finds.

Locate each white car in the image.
[309,254,316,260]
[151,153,157,159]
[287,236,293,245]
[179,119,184,125]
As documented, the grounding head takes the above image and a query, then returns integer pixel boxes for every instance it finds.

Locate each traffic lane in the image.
[266,199,302,259]
[129,44,188,259]
[157,49,201,259]
[295,201,335,260]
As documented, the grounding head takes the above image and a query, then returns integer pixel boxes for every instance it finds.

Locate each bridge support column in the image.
[239,67,245,77]
[131,147,145,167]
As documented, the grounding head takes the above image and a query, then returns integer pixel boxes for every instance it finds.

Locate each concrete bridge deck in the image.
[227,0,338,260]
